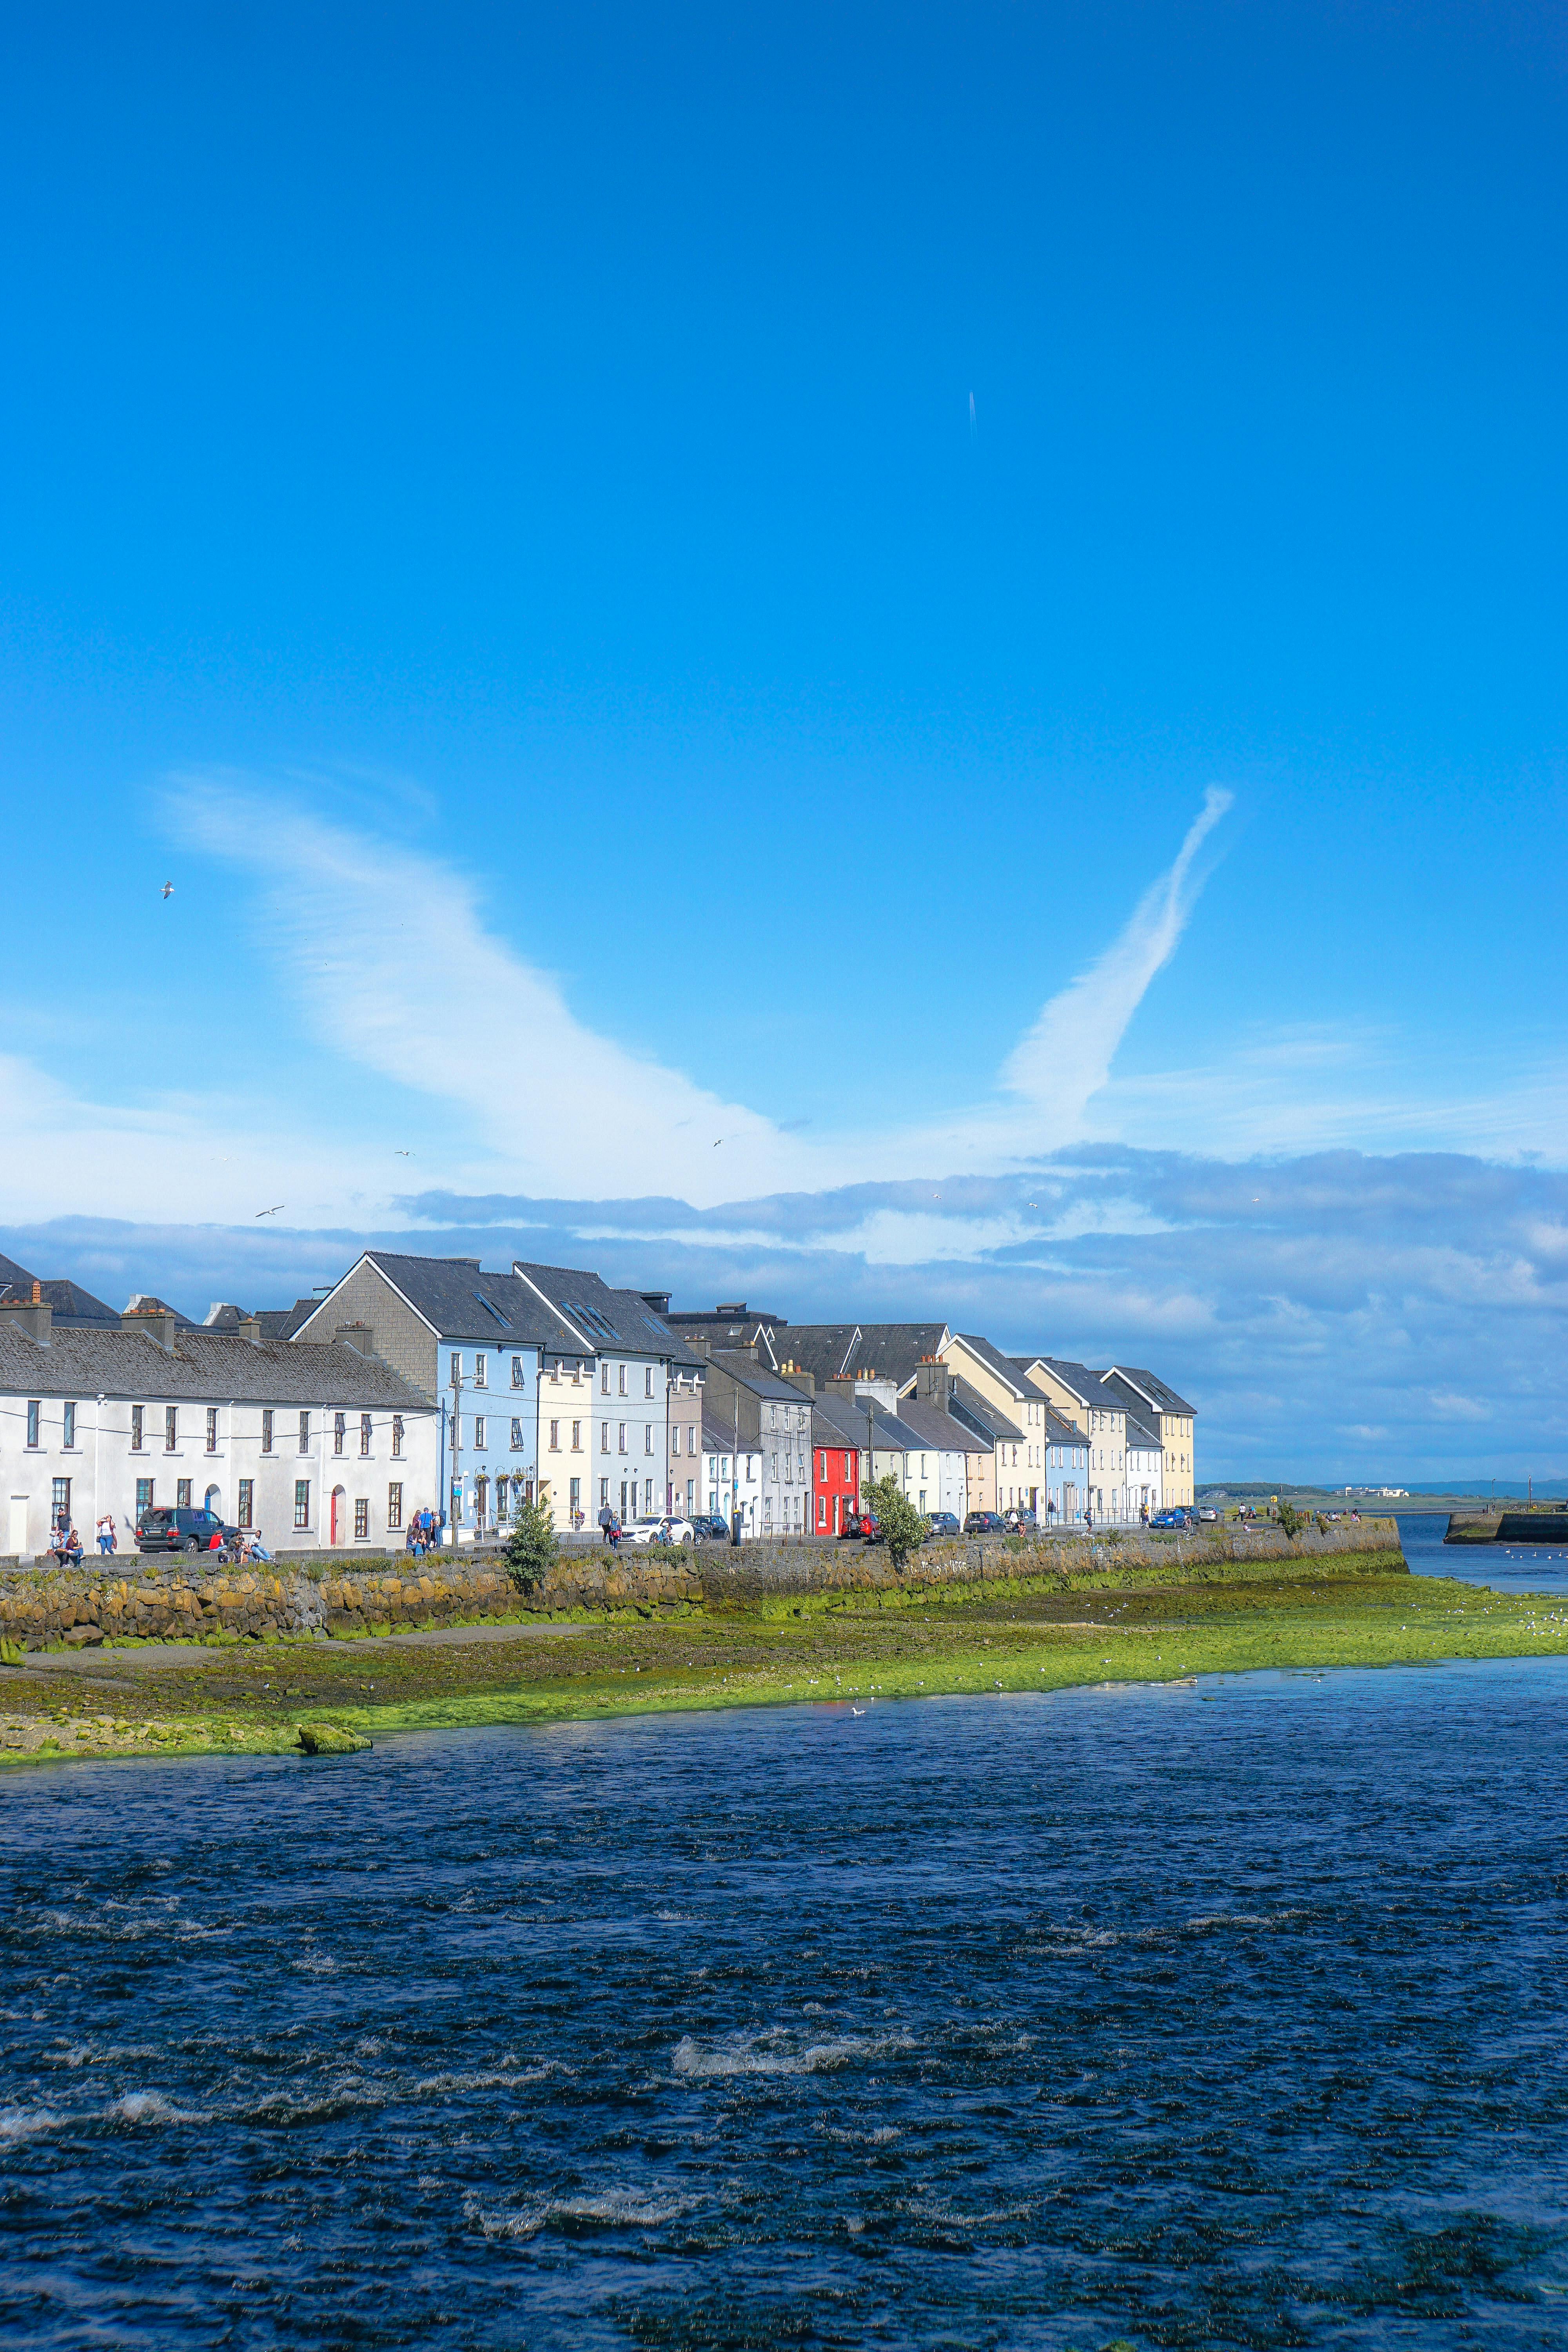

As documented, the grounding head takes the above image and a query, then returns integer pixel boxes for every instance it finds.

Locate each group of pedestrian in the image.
[48,1522,85,1568]
[598,1504,622,1550]
[404,1506,441,1555]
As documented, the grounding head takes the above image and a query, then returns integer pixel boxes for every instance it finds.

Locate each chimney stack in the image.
[0,1298,51,1345]
[335,1321,378,1359]
[235,1315,263,1346]
[915,1358,954,1410]
[122,1303,177,1352]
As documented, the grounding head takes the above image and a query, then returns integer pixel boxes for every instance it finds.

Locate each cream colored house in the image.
[931,1336,1049,1514]
[1102,1367,1197,1508]
[1017,1356,1131,1524]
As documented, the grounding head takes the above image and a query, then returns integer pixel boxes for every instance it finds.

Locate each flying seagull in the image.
[394,1149,411,1156]
[255,1205,283,1219]
[162,882,174,898]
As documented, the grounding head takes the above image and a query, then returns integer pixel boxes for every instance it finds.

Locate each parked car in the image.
[1150,1508,1193,1530]
[1006,1508,1038,1533]
[135,1505,235,1554]
[964,1510,1006,1535]
[925,1510,961,1536]
[690,1512,731,1543]
[622,1516,694,1547]
[1196,1507,1219,1523]
[842,1509,881,1542]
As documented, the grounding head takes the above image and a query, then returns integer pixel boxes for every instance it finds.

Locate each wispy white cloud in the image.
[155,769,1238,1208]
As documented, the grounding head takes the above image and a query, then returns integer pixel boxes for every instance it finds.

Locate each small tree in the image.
[1276,1498,1304,1539]
[505,1493,558,1592]
[865,1474,926,1573]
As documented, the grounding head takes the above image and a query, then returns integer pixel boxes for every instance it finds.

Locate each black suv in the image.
[136,1505,234,1555]
[690,1513,732,1543]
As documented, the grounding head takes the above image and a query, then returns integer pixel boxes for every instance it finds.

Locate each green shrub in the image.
[864,1475,927,1573]
[1276,1499,1304,1538]
[504,1496,559,1592]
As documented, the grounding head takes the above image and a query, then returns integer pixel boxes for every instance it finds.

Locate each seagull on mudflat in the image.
[255,1205,283,1219]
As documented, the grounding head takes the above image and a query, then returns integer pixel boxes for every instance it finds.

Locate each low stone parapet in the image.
[0,1519,1399,1651]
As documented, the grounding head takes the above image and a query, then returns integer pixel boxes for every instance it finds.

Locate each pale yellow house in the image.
[1017,1355,1131,1524]
[1103,1367,1196,1508]
[927,1336,1049,1515]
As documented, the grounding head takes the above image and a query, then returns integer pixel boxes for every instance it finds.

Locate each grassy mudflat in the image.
[4,1554,1568,1765]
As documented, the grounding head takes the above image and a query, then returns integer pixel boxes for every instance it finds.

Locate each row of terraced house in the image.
[0,1246,1194,1557]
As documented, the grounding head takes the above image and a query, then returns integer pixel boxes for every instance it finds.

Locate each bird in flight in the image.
[162,882,174,898]
[713,1135,737,1148]
[394,1149,411,1156]
[255,1205,284,1219]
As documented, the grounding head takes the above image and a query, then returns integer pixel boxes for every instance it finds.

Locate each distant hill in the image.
[1198,1478,1568,1503]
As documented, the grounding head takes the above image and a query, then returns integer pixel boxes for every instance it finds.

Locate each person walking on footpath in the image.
[96,1513,116,1555]
[598,1501,615,1547]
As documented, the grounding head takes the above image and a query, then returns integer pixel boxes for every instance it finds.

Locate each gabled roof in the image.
[948,1333,1035,1401]
[949,1376,1025,1446]
[39,1278,120,1328]
[811,1392,872,1450]
[1023,1356,1109,1410]
[859,1407,927,1455]
[512,1261,703,1371]
[256,1298,316,1341]
[704,1346,812,1403]
[1096,1371,1167,1447]
[0,1322,430,1408]
[893,1395,993,1455]
[294,1252,587,1356]
[1043,1406,1087,1450]
[771,1321,950,1390]
[701,1408,744,1455]
[1107,1364,1196,1418]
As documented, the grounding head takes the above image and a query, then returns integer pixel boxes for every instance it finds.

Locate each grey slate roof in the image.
[701,1408,745,1455]
[1108,1364,1196,1418]
[858,1408,927,1455]
[1095,1372,1166,1449]
[38,1278,121,1328]
[256,1298,317,1341]
[512,1261,704,1372]
[893,1396,993,1455]
[949,1376,1025,1446]
[704,1347,813,1404]
[769,1321,949,1390]
[811,1392,873,1452]
[1043,1406,1087,1450]
[1031,1357,1102,1409]
[0,1254,141,1329]
[952,1333,1035,1400]
[297,1252,585,1355]
[0,1322,430,1408]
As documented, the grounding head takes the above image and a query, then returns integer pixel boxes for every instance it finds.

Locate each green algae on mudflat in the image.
[4,1564,1567,1763]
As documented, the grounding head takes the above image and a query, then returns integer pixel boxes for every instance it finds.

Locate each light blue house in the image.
[1042,1406,1091,1530]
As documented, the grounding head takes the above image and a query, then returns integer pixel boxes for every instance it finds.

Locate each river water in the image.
[1400,1509,1568,1594]
[4,1662,1568,2348]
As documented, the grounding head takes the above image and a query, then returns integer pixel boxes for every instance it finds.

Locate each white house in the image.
[0,1298,436,1559]
[512,1264,702,1530]
[289,1250,590,1540]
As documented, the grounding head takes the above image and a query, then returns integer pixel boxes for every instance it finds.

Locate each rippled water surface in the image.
[4,1664,1568,2348]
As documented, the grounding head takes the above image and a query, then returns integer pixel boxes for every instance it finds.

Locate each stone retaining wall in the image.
[0,1519,1399,1651]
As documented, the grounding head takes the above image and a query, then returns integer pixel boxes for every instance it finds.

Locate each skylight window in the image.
[474,1292,510,1327]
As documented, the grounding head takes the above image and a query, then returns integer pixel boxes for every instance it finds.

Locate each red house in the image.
[808,1391,865,1535]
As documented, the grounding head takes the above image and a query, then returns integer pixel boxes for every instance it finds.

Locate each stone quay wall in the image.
[0,1519,1399,1651]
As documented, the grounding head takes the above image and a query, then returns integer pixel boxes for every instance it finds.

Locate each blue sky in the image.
[2,2,1566,1479]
